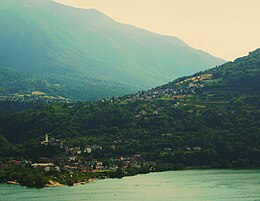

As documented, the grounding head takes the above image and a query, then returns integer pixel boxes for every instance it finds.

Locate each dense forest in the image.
[0,49,260,173]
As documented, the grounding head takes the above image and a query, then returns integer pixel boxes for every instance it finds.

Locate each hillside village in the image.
[1,133,203,181]
[126,73,213,102]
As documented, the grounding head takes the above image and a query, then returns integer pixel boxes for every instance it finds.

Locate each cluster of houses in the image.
[36,134,152,173]
[65,144,103,155]
[31,163,60,172]
[3,143,203,174]
[3,152,157,175]
[34,133,203,173]
[2,132,203,175]
[125,73,212,103]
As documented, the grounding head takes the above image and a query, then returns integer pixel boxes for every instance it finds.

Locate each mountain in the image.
[0,0,225,100]
[0,49,259,168]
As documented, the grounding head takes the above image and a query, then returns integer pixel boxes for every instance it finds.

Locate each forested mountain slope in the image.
[0,0,224,100]
[0,49,259,167]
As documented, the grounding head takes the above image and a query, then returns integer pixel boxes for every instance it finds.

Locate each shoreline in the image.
[44,178,96,187]
[71,178,96,187]
[3,167,260,189]
[6,181,20,185]
[5,178,96,188]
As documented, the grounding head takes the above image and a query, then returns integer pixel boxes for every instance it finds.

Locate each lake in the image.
[0,169,260,201]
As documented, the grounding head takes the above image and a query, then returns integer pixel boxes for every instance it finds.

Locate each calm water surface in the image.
[0,169,260,201]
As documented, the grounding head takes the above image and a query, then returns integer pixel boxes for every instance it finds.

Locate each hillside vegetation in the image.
[0,49,259,169]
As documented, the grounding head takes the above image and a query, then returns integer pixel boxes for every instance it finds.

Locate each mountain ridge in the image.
[0,0,225,100]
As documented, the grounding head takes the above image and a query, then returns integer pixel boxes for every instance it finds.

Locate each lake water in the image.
[0,169,260,201]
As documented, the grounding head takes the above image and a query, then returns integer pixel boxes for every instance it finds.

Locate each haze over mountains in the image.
[0,0,225,100]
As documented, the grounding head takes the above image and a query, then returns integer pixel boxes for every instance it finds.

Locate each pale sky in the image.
[54,0,260,61]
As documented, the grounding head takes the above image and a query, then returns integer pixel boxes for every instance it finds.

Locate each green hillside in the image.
[0,49,259,169]
[0,0,224,100]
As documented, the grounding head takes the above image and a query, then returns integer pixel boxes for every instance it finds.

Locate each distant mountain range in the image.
[0,0,225,100]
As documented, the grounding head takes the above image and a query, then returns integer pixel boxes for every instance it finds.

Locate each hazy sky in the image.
[54,0,260,61]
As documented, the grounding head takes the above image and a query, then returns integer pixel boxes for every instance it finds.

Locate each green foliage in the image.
[0,49,260,169]
[0,165,47,188]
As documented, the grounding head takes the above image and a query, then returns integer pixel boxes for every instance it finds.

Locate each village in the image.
[1,133,203,179]
[123,73,213,103]
[1,134,156,176]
